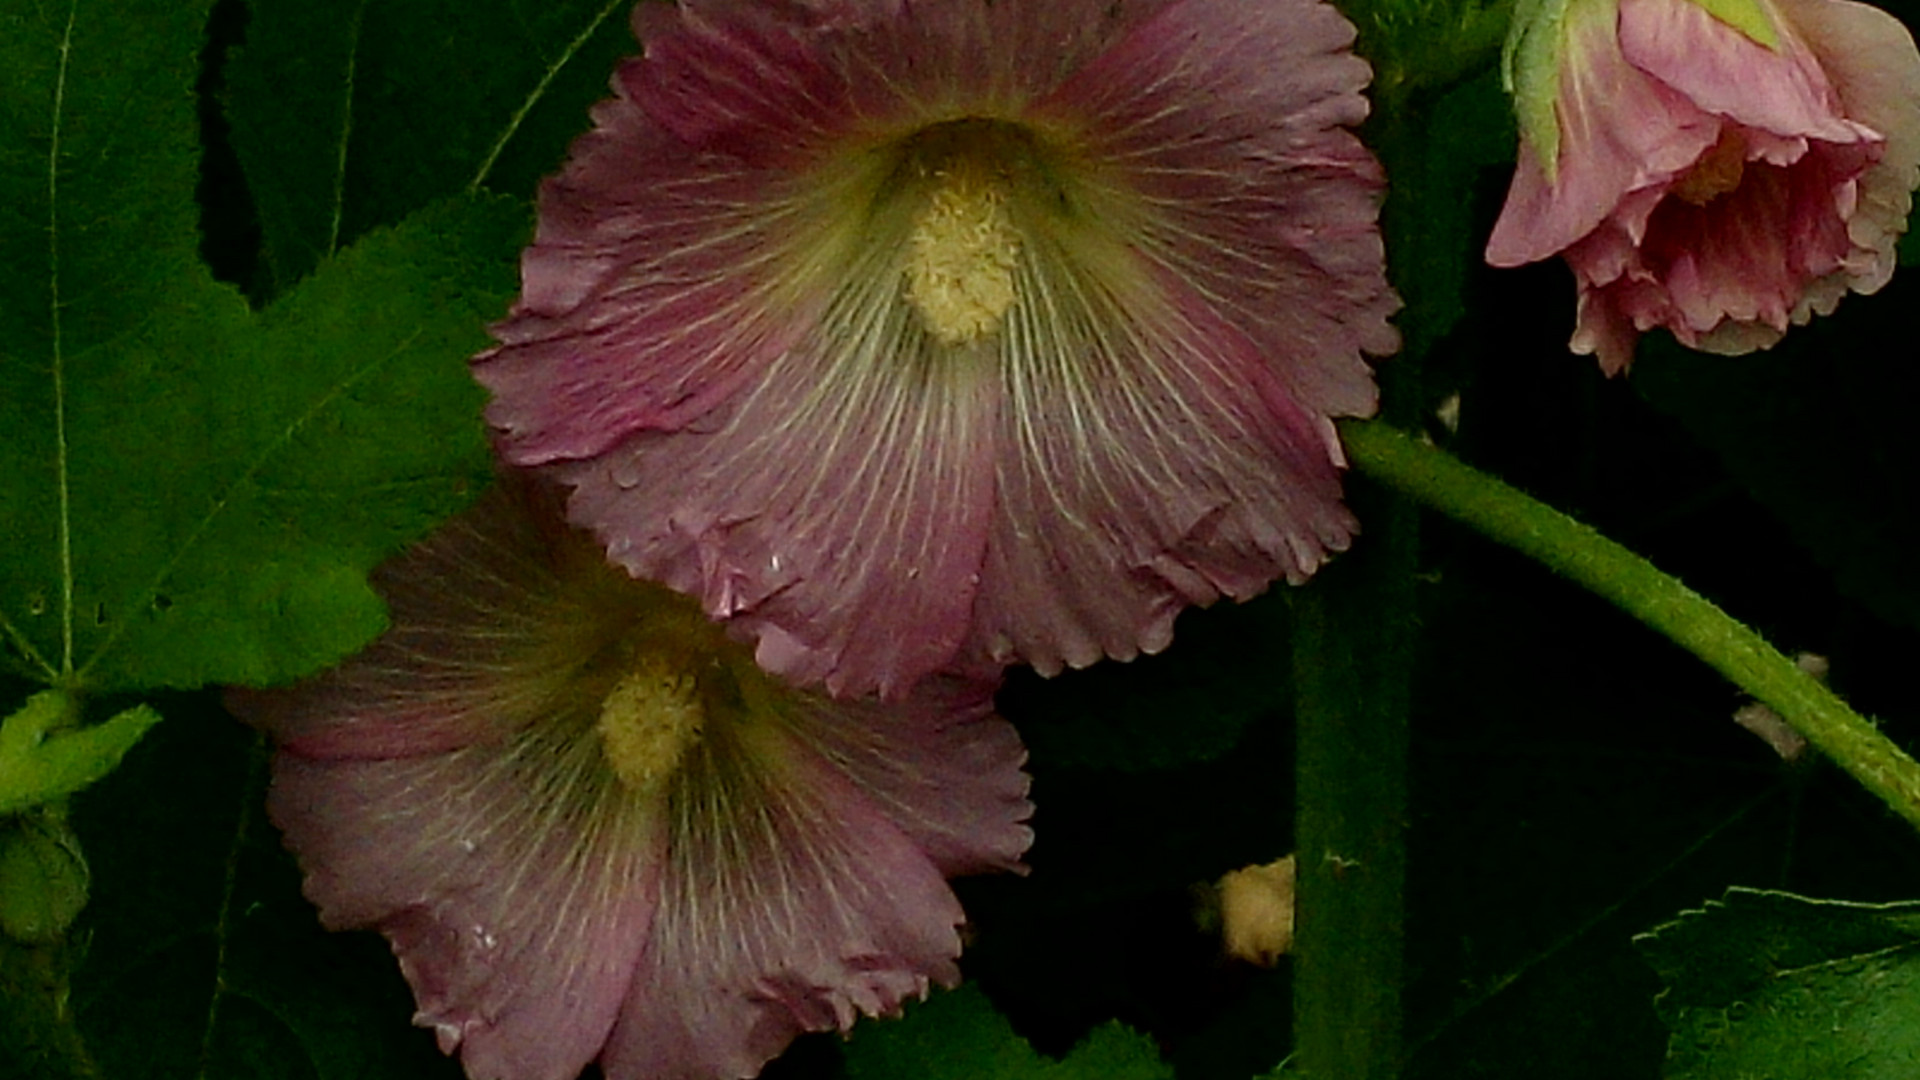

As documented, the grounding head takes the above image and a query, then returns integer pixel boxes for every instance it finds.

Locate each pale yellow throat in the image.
[596,656,706,791]
[903,167,1022,346]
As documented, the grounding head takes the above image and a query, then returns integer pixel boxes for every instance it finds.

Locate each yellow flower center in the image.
[1672,128,1749,206]
[904,165,1023,346]
[781,115,1151,368]
[596,655,706,791]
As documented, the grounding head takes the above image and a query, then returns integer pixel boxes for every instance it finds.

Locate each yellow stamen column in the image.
[903,168,1023,346]
[596,657,707,793]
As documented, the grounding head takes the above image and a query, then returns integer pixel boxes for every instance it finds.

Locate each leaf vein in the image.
[49,0,79,680]
[75,326,428,683]
[468,0,627,192]
[0,611,57,681]
[329,0,371,257]
[195,737,261,1080]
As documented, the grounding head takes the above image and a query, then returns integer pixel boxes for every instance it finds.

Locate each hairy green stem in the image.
[1340,418,1920,832]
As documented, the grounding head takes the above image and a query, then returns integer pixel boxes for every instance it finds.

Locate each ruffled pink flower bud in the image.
[226,481,1032,1080]
[1487,0,1920,372]
[474,0,1400,698]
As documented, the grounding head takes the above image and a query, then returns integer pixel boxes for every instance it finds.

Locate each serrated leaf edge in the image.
[74,323,425,686]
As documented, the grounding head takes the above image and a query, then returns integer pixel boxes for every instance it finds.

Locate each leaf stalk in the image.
[1340,418,1920,832]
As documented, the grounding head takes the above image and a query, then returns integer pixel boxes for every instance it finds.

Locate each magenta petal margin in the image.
[474,0,1399,698]
[225,483,1033,1080]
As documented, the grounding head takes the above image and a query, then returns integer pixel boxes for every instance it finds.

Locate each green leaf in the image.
[1632,278,1920,633]
[69,692,462,1080]
[999,594,1291,773]
[79,193,524,692]
[1635,887,1920,1080]
[0,0,525,694]
[3,0,525,692]
[0,0,233,685]
[226,0,634,293]
[843,985,1173,1080]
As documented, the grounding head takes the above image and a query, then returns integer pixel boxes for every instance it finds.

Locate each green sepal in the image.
[1683,0,1782,48]
[1503,0,1585,181]
[0,691,161,816]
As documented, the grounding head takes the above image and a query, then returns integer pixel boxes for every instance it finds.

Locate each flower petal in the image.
[478,0,1190,467]
[228,479,640,759]
[599,719,970,1080]
[781,675,1032,877]
[1776,0,1920,289]
[1565,138,1872,362]
[475,109,817,465]
[267,745,660,1080]
[1036,0,1397,418]
[558,305,1002,699]
[971,264,1357,675]
[1487,0,1722,266]
[1618,0,1865,145]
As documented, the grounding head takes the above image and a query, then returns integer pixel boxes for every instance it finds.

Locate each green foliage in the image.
[4,0,1920,1076]
[843,984,1173,1080]
[0,190,519,694]
[1633,276,1920,634]
[1,0,235,683]
[67,691,463,1080]
[1,0,525,695]
[1635,888,1920,1079]
[226,0,636,294]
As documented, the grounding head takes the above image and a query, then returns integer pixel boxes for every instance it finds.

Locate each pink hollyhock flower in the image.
[474,0,1399,698]
[1487,0,1920,373]
[226,482,1032,1080]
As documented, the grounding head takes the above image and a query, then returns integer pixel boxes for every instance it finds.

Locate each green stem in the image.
[1291,476,1416,1080]
[1340,418,1920,832]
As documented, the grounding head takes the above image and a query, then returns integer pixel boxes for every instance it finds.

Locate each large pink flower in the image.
[1487,0,1920,373]
[226,482,1032,1080]
[474,0,1399,698]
